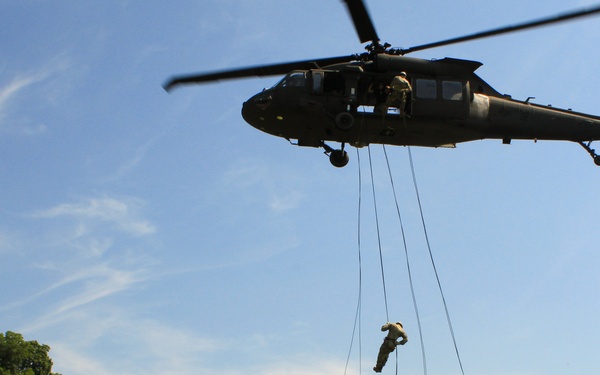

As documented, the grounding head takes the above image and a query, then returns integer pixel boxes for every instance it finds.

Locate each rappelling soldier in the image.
[373,321,408,373]
[386,72,412,116]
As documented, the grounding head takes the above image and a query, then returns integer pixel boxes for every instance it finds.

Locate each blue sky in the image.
[2,1,600,374]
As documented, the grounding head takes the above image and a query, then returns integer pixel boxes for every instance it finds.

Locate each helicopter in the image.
[164,0,600,168]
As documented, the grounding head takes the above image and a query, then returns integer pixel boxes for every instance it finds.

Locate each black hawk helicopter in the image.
[164,0,600,168]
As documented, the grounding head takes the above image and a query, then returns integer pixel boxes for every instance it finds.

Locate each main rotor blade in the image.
[343,0,380,44]
[400,4,600,55]
[163,55,356,91]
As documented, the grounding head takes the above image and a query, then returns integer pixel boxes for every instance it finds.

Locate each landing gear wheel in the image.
[329,149,349,168]
[595,155,600,166]
[335,112,354,130]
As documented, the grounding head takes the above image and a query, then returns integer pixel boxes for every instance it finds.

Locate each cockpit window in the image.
[276,71,306,88]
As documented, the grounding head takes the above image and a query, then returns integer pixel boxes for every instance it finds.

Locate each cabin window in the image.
[416,79,436,99]
[442,81,463,101]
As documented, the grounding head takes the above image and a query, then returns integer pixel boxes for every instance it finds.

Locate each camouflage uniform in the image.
[373,322,408,373]
[386,75,412,116]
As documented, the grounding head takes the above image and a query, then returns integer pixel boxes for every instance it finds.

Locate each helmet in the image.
[399,72,407,77]
[396,321,403,327]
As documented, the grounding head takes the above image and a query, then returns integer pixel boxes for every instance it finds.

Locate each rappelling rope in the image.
[344,147,364,375]
[367,144,390,322]
[405,145,466,375]
[368,144,396,375]
[382,145,428,375]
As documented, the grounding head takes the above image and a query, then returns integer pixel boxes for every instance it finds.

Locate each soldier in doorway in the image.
[386,72,412,116]
[368,80,390,114]
[373,321,408,373]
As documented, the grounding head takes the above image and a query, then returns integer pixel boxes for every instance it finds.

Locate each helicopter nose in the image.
[241,99,256,125]
[242,92,273,127]
[252,92,273,110]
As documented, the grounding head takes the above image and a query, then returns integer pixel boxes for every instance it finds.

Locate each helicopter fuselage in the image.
[241,55,600,164]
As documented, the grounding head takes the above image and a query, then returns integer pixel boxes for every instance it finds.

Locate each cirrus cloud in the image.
[32,196,156,237]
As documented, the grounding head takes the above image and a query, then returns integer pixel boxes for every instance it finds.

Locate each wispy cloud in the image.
[6,258,134,300]
[0,53,74,134]
[265,362,360,375]
[0,74,49,134]
[5,193,167,375]
[0,228,19,255]
[50,345,114,375]
[49,318,358,375]
[2,194,157,321]
[0,75,40,107]
[22,263,147,332]
[32,196,156,237]
[108,136,161,181]
[218,159,305,214]
[53,266,142,315]
[268,190,303,213]
[45,310,227,375]
[220,358,362,375]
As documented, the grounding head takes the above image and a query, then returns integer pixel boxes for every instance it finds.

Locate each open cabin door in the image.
[308,68,364,119]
